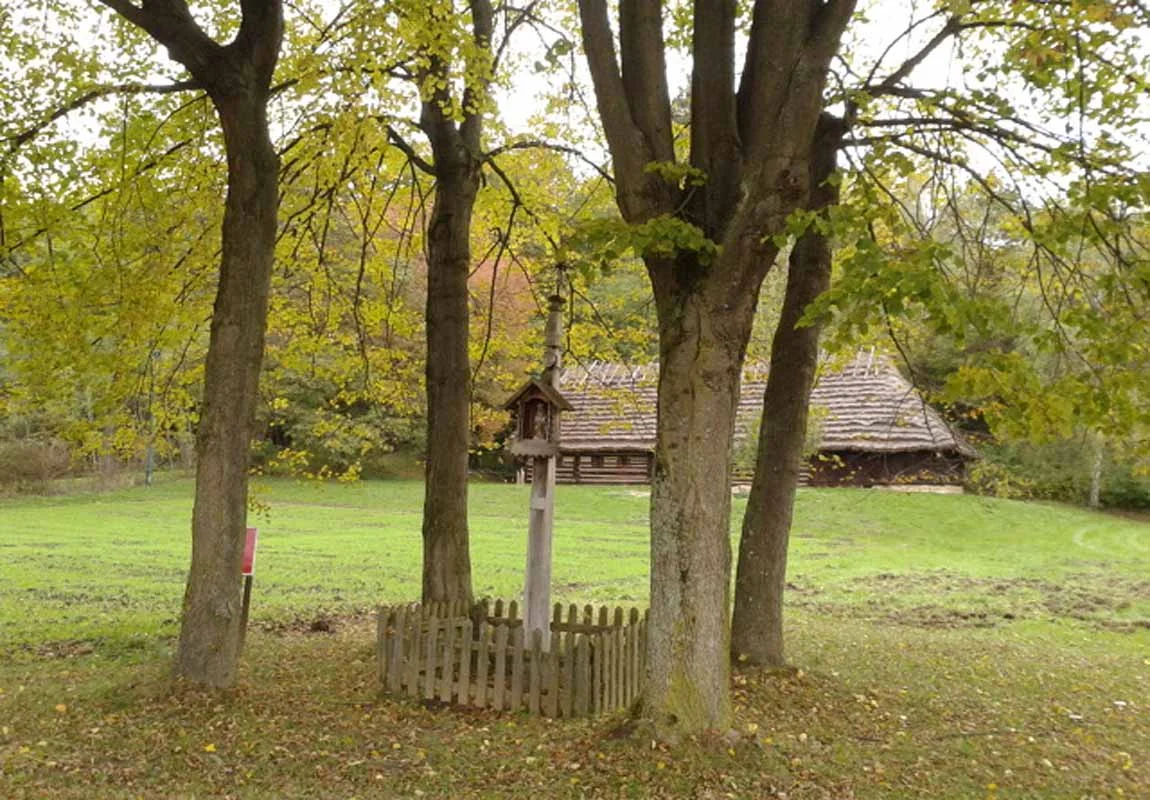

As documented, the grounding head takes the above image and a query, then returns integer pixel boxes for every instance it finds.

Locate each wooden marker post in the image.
[239,526,258,652]
[503,293,569,651]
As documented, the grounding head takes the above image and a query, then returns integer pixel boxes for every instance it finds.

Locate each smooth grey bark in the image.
[731,115,843,668]
[576,0,855,734]
[98,0,283,688]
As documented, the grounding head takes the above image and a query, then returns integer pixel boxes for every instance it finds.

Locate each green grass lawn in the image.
[1,478,1148,798]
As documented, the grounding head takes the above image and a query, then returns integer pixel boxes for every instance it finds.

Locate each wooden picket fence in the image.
[376,599,647,718]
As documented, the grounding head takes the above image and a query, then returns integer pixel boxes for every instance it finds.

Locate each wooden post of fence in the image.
[424,611,439,700]
[458,618,473,703]
[510,626,525,711]
[377,607,388,683]
[628,608,640,706]
[560,605,576,717]
[440,616,456,703]
[405,611,422,698]
[613,608,624,709]
[574,633,589,716]
[529,629,542,715]
[493,624,509,711]
[474,619,489,708]
[546,628,560,716]
[387,607,405,692]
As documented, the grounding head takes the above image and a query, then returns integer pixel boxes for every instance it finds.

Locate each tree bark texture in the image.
[417,0,492,605]
[178,95,279,687]
[98,0,283,688]
[644,263,759,731]
[421,164,478,604]
[577,0,855,733]
[731,115,843,668]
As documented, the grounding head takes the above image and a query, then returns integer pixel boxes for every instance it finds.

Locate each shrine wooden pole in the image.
[523,293,564,650]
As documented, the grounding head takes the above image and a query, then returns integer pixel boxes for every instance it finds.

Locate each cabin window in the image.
[591,455,604,469]
[618,454,630,467]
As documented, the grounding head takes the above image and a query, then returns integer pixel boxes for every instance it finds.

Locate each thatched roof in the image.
[555,351,975,457]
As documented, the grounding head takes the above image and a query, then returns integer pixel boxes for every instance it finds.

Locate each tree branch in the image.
[387,125,436,176]
[483,138,614,183]
[3,81,201,160]
[619,0,674,164]
[688,0,740,237]
[576,0,657,219]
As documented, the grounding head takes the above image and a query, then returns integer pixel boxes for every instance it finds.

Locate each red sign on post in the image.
[243,527,258,576]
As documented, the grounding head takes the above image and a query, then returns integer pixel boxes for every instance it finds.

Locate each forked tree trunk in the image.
[575,0,856,734]
[177,94,280,687]
[421,164,478,604]
[731,116,842,667]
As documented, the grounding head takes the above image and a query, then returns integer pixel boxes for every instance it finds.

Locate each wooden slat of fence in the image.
[457,618,473,703]
[474,620,489,708]
[562,606,578,717]
[381,611,395,685]
[601,627,611,711]
[591,631,602,715]
[493,624,509,711]
[545,632,560,717]
[440,618,456,703]
[528,629,542,715]
[494,598,504,618]
[405,616,422,698]
[638,612,648,697]
[617,615,626,709]
[387,607,405,693]
[423,612,439,700]
[613,618,624,709]
[629,608,640,706]
[510,626,525,711]
[603,625,611,710]
[574,634,589,716]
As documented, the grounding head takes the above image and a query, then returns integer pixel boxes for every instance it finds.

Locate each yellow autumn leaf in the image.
[203,743,216,753]
[54,704,67,714]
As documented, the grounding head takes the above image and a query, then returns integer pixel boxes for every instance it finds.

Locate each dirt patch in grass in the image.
[790,570,1150,631]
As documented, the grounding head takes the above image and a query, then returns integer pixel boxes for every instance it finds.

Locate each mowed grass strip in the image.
[2,478,1148,649]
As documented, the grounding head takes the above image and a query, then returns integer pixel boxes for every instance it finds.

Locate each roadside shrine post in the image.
[503,293,570,650]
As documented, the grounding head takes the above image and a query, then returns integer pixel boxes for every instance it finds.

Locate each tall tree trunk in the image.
[421,163,478,604]
[176,94,280,687]
[413,0,491,606]
[643,256,762,732]
[730,115,842,667]
[96,0,282,688]
[576,0,855,734]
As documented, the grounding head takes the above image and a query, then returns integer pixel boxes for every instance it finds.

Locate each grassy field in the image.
[1,478,1148,798]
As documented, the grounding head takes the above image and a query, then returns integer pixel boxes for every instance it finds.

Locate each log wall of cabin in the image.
[524,452,653,485]
[521,449,968,487]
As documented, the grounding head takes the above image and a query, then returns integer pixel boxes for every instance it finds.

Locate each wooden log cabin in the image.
[517,352,976,488]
